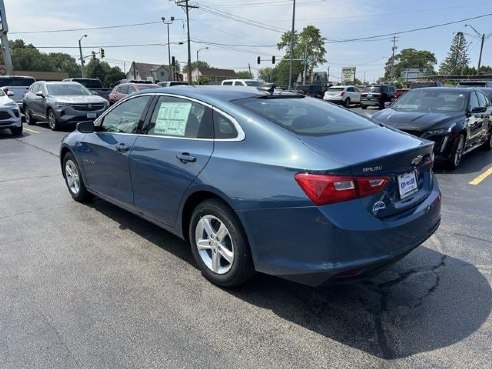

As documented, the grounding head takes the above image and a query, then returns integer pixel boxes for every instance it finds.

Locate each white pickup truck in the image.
[0,76,36,112]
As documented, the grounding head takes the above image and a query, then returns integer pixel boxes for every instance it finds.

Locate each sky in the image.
[3,0,492,83]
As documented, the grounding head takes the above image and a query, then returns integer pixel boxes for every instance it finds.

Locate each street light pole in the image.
[465,24,492,74]
[78,34,87,78]
[196,47,208,63]
[288,0,296,90]
[161,17,175,81]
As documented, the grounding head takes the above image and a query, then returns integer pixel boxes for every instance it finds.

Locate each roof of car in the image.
[407,87,476,93]
[135,85,267,102]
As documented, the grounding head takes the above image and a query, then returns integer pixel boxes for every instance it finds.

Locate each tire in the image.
[48,109,59,131]
[481,129,492,151]
[10,125,23,136]
[189,199,255,287]
[25,107,37,125]
[446,133,465,170]
[344,98,351,108]
[361,104,367,110]
[62,152,90,202]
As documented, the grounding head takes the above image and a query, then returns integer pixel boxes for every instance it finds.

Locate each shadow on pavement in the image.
[88,198,491,360]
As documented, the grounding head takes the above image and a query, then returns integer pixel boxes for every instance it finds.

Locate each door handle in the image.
[115,143,129,153]
[176,153,196,163]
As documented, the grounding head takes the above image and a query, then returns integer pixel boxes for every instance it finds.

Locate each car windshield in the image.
[244,81,262,87]
[135,84,160,91]
[364,86,381,93]
[47,84,92,96]
[392,89,466,112]
[0,77,35,86]
[233,96,376,136]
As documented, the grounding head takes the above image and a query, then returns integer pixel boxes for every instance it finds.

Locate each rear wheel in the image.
[10,125,23,136]
[360,103,367,110]
[446,133,465,170]
[344,98,351,108]
[48,109,59,131]
[62,153,90,202]
[189,199,254,287]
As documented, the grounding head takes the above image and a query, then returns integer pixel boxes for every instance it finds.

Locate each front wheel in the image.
[10,125,23,136]
[446,134,465,170]
[62,153,90,202]
[481,130,492,151]
[48,109,59,131]
[189,199,254,287]
[25,107,37,125]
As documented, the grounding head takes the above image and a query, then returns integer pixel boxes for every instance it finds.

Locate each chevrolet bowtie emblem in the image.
[411,155,423,165]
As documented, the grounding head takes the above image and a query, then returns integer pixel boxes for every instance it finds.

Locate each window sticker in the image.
[154,102,192,136]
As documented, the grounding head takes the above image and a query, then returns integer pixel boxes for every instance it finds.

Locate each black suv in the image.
[360,85,396,109]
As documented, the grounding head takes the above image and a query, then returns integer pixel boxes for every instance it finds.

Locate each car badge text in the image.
[411,155,423,166]
[363,165,382,173]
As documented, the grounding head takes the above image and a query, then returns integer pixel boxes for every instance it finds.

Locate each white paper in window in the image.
[153,102,192,136]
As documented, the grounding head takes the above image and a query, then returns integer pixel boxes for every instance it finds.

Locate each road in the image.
[0,117,491,369]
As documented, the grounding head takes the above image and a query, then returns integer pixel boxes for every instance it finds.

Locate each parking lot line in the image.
[24,128,39,134]
[469,167,492,186]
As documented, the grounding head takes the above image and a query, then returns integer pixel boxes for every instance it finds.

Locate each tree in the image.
[236,70,253,79]
[48,52,81,77]
[85,59,112,86]
[183,61,209,73]
[105,67,126,87]
[258,67,273,82]
[276,25,326,86]
[384,48,437,80]
[439,32,470,75]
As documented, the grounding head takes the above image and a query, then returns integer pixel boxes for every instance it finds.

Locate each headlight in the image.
[6,102,17,108]
[423,129,448,137]
[55,103,69,108]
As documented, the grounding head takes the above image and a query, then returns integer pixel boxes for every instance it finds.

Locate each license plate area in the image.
[87,112,97,119]
[397,171,418,199]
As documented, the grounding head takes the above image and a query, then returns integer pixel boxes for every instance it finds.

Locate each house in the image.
[188,67,238,84]
[126,62,171,83]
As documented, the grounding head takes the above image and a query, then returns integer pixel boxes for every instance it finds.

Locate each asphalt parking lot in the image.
[0,116,491,369]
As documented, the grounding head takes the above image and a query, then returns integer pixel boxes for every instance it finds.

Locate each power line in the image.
[326,12,492,43]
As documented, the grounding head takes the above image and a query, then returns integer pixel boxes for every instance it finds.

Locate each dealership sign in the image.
[341,67,356,82]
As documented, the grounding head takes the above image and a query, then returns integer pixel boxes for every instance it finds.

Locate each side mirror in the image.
[76,121,95,133]
[471,106,487,114]
[35,91,45,98]
[384,101,392,108]
[6,91,14,97]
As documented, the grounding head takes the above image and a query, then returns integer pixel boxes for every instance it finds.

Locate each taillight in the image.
[295,173,389,205]
[340,91,345,97]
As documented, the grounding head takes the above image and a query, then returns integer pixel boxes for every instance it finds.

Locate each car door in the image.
[476,90,490,141]
[130,95,214,227]
[28,83,45,118]
[81,94,154,208]
[466,91,486,146]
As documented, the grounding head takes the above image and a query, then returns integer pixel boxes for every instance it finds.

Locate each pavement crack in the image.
[15,138,60,157]
[0,174,59,183]
[374,290,395,360]
[452,232,492,244]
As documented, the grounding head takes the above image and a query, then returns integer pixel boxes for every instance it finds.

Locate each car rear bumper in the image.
[361,98,382,106]
[237,176,441,286]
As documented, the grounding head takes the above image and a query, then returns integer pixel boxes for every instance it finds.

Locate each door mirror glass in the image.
[35,91,45,97]
[471,106,487,114]
[6,91,14,97]
[76,121,95,133]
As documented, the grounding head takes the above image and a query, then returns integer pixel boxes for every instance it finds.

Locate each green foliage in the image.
[198,75,211,85]
[183,60,210,73]
[236,70,253,79]
[85,59,125,87]
[105,67,126,87]
[439,33,470,75]
[384,48,437,79]
[275,25,326,87]
[258,67,273,82]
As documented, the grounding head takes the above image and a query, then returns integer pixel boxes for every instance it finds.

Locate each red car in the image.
[108,83,160,105]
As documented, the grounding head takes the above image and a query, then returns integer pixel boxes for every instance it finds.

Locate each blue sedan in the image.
[60,86,441,287]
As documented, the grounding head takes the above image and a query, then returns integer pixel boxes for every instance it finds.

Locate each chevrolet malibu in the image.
[60,86,441,287]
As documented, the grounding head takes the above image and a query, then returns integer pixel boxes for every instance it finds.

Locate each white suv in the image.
[323,85,361,108]
[221,79,263,87]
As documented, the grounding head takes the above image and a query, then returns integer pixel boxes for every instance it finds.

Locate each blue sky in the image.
[4,0,492,82]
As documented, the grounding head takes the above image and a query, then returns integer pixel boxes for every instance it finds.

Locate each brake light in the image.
[340,91,345,97]
[295,173,389,205]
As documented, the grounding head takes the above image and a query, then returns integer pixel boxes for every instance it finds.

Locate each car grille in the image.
[0,111,11,120]
[13,110,20,117]
[72,104,105,111]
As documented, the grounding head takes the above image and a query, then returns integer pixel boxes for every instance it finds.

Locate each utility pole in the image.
[302,43,308,85]
[465,24,492,75]
[288,0,296,90]
[390,36,398,80]
[176,0,198,84]
[161,17,174,81]
[248,63,252,78]
[0,0,14,75]
[78,34,87,78]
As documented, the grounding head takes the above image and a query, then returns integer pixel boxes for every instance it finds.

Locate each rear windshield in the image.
[364,86,381,93]
[135,84,160,91]
[233,96,376,136]
[328,87,344,92]
[244,81,262,87]
[0,77,35,87]
[71,79,102,88]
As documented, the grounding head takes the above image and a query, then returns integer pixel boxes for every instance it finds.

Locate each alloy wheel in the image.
[194,215,234,274]
[65,160,80,195]
[454,135,464,167]
[48,111,57,130]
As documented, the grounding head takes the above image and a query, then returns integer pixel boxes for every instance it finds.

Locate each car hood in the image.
[372,108,463,131]
[51,95,107,104]
[298,125,430,167]
[0,95,16,106]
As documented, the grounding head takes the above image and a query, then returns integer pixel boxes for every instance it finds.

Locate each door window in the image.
[476,91,488,107]
[468,91,480,111]
[213,111,238,139]
[99,95,152,133]
[145,96,213,139]
[222,81,233,86]
[119,84,129,94]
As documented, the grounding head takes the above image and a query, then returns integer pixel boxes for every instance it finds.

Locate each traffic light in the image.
[171,56,176,66]
[91,51,96,60]
[100,48,105,58]
[257,56,261,65]
[272,56,275,64]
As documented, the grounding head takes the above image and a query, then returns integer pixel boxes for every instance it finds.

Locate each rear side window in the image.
[222,81,233,86]
[213,111,238,139]
[233,97,375,136]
